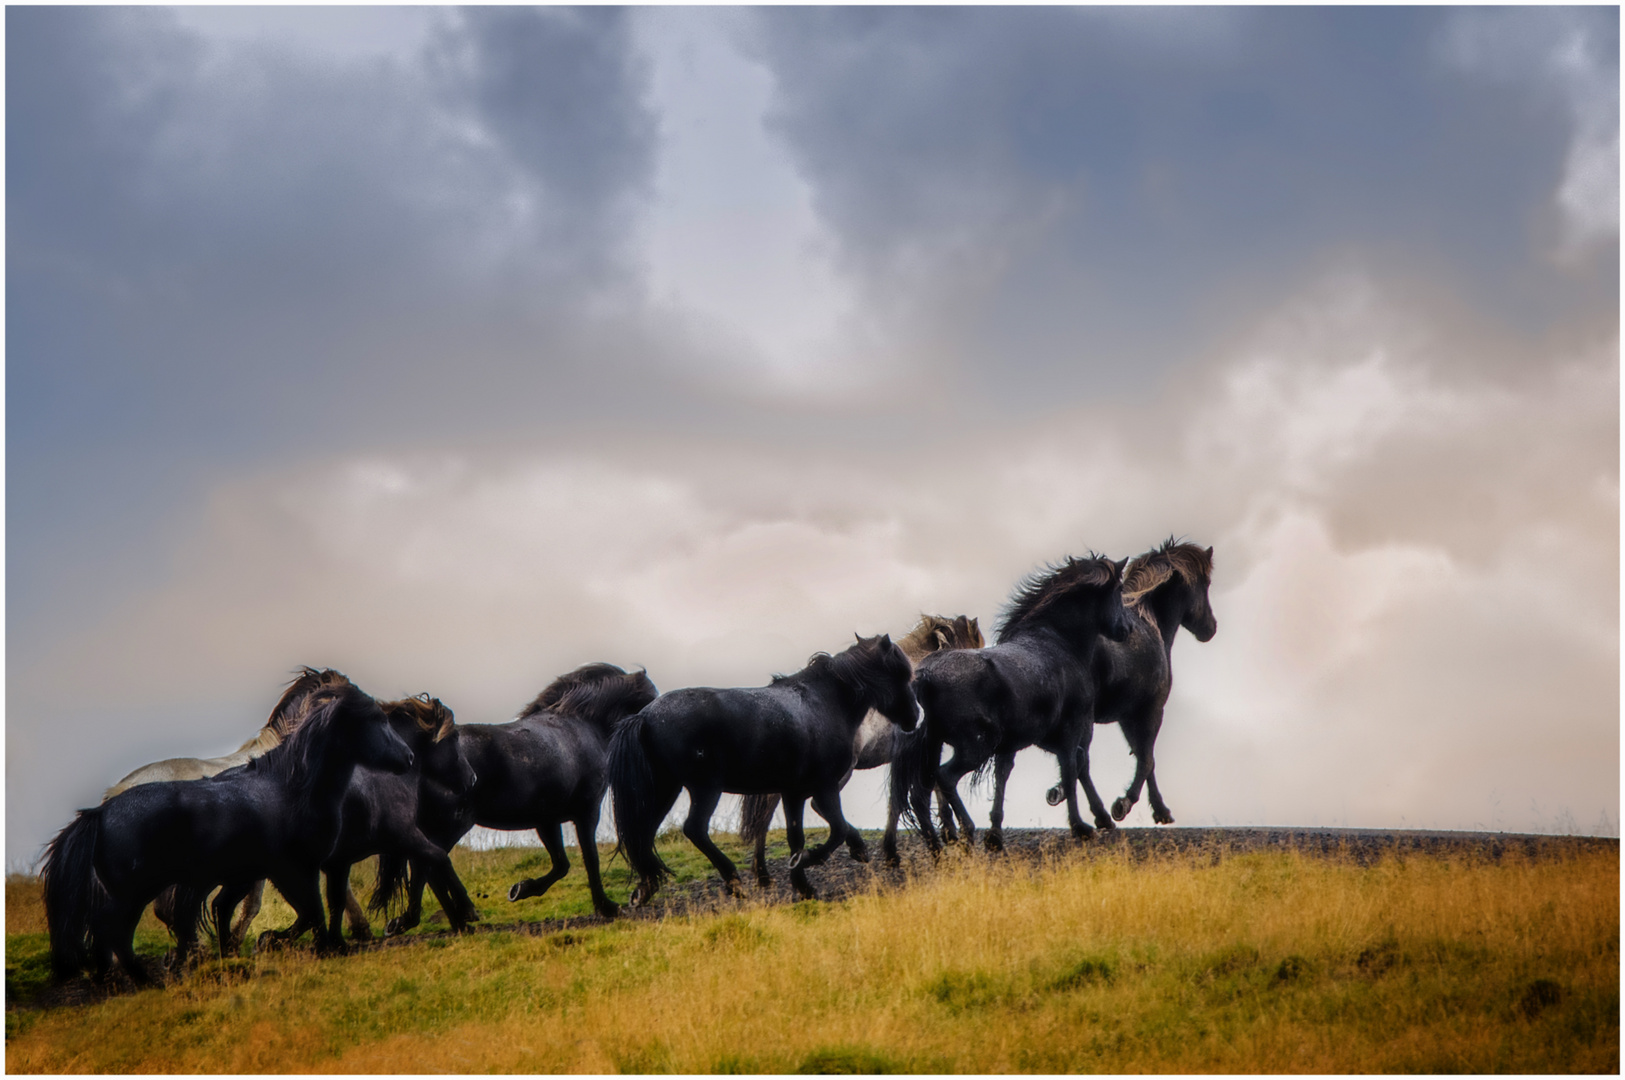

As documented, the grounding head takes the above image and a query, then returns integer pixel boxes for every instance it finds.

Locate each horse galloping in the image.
[373,663,658,927]
[44,673,411,984]
[611,633,918,905]
[1044,540,1216,827]
[887,555,1130,859]
[229,693,481,949]
[738,614,984,887]
[100,667,374,953]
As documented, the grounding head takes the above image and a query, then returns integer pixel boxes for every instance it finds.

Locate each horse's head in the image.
[385,694,476,793]
[1183,546,1218,642]
[854,632,920,732]
[345,686,414,774]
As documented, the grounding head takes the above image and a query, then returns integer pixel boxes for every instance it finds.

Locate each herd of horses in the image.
[42,539,1215,987]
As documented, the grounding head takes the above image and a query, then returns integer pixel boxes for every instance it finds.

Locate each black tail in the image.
[608,712,679,888]
[738,793,780,846]
[890,670,943,839]
[42,808,106,980]
[370,853,409,915]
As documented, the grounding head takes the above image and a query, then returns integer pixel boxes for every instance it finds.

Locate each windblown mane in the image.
[252,676,368,801]
[519,663,657,728]
[896,614,984,663]
[1122,538,1213,618]
[996,555,1121,644]
[382,693,456,744]
[781,635,907,705]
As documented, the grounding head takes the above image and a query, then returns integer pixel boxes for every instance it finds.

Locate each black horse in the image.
[1043,540,1217,827]
[373,663,658,926]
[210,693,481,951]
[610,633,918,905]
[42,673,410,985]
[737,614,984,887]
[886,555,1130,859]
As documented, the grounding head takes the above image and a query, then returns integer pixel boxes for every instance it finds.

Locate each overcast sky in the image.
[8,6,1618,864]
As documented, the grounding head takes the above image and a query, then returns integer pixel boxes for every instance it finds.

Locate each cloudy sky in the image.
[8,6,1618,864]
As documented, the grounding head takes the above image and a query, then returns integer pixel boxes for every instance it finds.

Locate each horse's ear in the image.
[1113,557,1129,577]
[855,632,864,644]
[1205,546,1214,559]
[879,634,892,650]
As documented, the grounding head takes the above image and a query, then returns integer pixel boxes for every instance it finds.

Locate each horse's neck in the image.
[1138,587,1188,656]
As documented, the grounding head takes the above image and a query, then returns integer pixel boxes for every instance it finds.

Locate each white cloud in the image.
[10,273,1616,857]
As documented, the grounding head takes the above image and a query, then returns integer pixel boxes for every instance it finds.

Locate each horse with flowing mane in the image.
[611,633,918,905]
[371,663,658,927]
[737,614,983,887]
[99,668,371,954]
[44,673,411,984]
[1043,539,1216,826]
[886,554,1130,860]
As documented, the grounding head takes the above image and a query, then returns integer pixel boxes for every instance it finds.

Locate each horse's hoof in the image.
[349,925,374,943]
[1072,823,1097,841]
[1111,798,1131,822]
[755,872,773,889]
[788,851,806,870]
[508,882,529,902]
[847,845,871,865]
[595,901,622,919]
[984,831,1005,852]
[1045,786,1065,807]
[1153,809,1175,825]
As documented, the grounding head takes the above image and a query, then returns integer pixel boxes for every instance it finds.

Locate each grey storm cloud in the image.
[745,7,1615,395]
[5,7,1617,860]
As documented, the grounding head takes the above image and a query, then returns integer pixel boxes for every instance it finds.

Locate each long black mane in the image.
[773,635,906,707]
[248,675,368,802]
[996,554,1121,644]
[517,662,657,729]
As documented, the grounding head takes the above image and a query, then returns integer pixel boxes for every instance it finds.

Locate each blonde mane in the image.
[1121,540,1214,633]
[895,614,985,665]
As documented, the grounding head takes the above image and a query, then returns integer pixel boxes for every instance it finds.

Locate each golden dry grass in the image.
[7,843,1618,1073]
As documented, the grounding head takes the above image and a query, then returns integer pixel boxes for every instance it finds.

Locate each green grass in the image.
[7,837,1618,1073]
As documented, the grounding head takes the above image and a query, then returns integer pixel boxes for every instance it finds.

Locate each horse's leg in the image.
[798,787,861,869]
[100,898,153,986]
[214,882,256,957]
[1059,727,1096,840]
[934,748,981,848]
[416,849,477,933]
[1051,723,1115,830]
[838,768,867,861]
[784,797,816,900]
[681,786,743,895]
[225,880,265,955]
[573,806,620,919]
[936,783,960,843]
[509,822,571,903]
[344,879,373,941]
[324,864,352,943]
[1112,709,1163,823]
[168,886,206,974]
[906,735,946,854]
[152,885,178,939]
[271,873,339,955]
[984,750,1017,852]
[1145,769,1174,825]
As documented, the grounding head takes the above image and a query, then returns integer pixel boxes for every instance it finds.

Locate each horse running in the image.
[611,634,918,904]
[373,663,658,927]
[887,555,1130,859]
[223,694,481,950]
[1043,540,1216,827]
[737,614,983,886]
[43,674,411,984]
[101,668,371,954]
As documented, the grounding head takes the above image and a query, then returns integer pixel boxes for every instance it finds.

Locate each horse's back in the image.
[640,684,843,794]
[98,775,283,888]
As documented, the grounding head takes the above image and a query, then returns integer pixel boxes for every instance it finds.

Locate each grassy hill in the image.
[6,831,1618,1072]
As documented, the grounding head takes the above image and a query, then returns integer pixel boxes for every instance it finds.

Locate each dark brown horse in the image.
[1044,539,1216,827]
[737,614,983,886]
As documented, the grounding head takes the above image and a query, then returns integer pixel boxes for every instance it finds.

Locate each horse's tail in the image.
[608,711,678,887]
[370,852,410,915]
[738,793,780,846]
[41,808,107,979]
[890,667,947,836]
